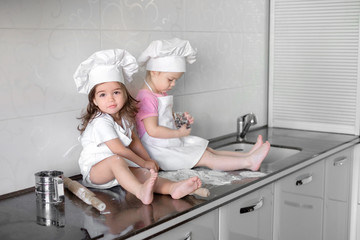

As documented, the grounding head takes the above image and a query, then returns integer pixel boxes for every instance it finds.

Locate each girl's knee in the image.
[203,149,214,159]
[206,147,215,153]
[196,150,214,168]
[108,154,127,167]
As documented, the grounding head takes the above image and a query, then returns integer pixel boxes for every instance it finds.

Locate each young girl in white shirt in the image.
[136,38,270,171]
[74,49,201,205]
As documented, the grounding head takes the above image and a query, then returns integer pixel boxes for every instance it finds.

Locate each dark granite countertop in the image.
[0,127,359,240]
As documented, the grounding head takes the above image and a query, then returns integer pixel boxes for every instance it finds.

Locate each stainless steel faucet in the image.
[237,113,257,141]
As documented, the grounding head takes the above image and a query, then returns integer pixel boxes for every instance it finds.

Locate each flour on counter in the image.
[239,171,267,178]
[158,168,267,187]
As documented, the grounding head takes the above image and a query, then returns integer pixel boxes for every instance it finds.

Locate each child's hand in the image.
[177,124,191,137]
[144,159,159,172]
[183,112,194,125]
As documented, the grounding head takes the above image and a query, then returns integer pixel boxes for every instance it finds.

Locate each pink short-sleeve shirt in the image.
[136,89,166,138]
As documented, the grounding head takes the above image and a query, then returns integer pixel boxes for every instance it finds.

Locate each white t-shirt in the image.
[78,113,139,189]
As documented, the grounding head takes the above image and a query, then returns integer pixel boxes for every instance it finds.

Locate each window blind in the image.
[269,0,360,134]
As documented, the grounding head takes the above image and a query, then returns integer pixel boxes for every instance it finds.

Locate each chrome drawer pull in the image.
[184,232,191,240]
[333,156,347,167]
[240,198,264,214]
[295,175,313,186]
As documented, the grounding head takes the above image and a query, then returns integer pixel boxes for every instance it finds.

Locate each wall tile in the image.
[0,0,100,29]
[185,0,242,32]
[240,0,268,33]
[0,29,100,120]
[184,0,267,33]
[180,84,267,139]
[101,0,185,31]
[183,31,267,94]
[184,33,245,94]
[0,111,82,194]
[242,33,268,86]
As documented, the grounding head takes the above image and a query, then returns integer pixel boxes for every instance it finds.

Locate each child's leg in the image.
[195,141,270,171]
[157,177,202,199]
[131,168,202,200]
[89,155,157,205]
[207,135,264,157]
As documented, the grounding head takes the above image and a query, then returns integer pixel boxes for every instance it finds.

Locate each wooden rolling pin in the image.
[63,177,106,212]
[190,188,210,198]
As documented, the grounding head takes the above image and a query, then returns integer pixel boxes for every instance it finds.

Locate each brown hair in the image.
[77,82,139,134]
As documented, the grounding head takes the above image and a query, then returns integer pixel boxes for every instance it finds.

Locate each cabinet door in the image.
[219,184,273,240]
[277,160,324,198]
[323,200,348,240]
[151,209,218,240]
[323,149,352,240]
[325,149,351,202]
[274,161,325,240]
[275,192,323,240]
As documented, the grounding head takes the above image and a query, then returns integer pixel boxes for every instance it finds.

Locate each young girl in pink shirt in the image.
[136,38,270,171]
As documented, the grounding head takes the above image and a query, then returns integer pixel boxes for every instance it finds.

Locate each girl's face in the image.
[93,81,126,119]
[150,71,184,94]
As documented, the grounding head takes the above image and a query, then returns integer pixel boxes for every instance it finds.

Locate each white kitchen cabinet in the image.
[276,192,323,240]
[151,209,218,240]
[323,149,352,240]
[273,160,325,240]
[276,160,325,198]
[274,148,354,240]
[324,200,348,240]
[219,184,274,240]
[325,149,351,202]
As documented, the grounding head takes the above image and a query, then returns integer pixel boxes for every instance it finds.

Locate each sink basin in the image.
[216,142,301,165]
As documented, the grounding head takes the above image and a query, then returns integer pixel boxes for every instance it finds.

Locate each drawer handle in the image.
[295,175,312,186]
[333,156,347,167]
[240,198,264,214]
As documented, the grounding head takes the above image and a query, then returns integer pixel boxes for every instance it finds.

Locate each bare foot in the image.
[169,176,202,199]
[249,141,270,171]
[248,135,263,155]
[137,169,158,205]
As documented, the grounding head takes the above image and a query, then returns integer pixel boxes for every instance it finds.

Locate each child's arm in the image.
[129,130,159,171]
[143,116,191,139]
[104,137,158,171]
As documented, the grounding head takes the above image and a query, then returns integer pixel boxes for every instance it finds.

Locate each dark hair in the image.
[77,82,139,134]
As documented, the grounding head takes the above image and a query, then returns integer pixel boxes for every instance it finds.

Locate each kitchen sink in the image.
[216,142,301,165]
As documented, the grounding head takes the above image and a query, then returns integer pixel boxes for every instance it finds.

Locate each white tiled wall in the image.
[0,0,269,194]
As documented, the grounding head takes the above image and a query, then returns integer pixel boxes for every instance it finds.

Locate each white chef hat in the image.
[137,38,197,72]
[73,49,138,94]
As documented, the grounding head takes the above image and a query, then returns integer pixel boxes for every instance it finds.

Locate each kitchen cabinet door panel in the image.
[219,184,273,240]
[323,200,348,240]
[277,160,324,198]
[276,192,323,240]
[326,149,351,202]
